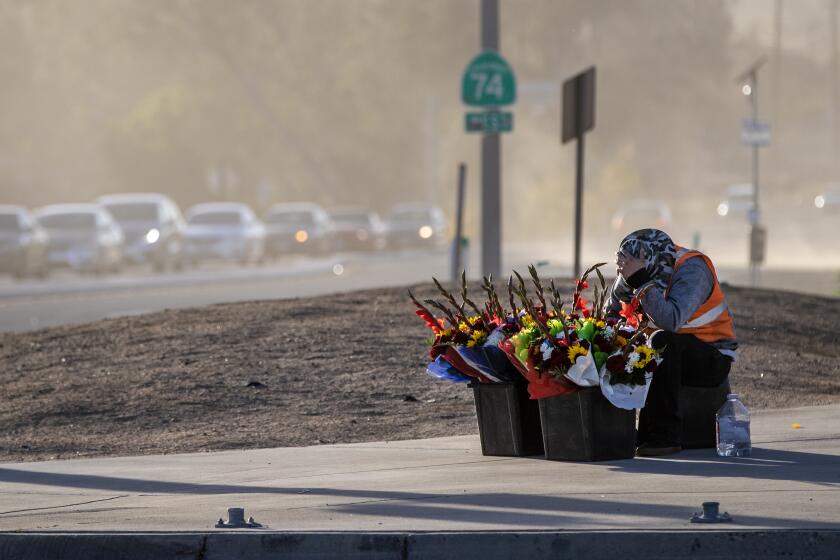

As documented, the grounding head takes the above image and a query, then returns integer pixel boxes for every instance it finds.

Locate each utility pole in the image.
[737,58,768,286]
[831,0,839,161]
[772,0,783,171]
[480,0,501,278]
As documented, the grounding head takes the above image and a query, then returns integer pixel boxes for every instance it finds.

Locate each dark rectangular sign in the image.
[465,110,513,133]
[562,66,596,143]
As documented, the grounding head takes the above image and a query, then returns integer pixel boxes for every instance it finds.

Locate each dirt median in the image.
[1,280,838,462]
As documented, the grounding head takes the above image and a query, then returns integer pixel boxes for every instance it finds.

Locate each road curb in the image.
[1,530,838,559]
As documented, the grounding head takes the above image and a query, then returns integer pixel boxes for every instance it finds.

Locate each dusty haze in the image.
[1,0,838,268]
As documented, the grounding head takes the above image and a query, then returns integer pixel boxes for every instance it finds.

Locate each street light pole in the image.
[480,0,501,278]
[737,58,767,286]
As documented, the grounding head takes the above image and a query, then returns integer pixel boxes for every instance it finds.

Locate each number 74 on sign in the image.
[461,51,517,107]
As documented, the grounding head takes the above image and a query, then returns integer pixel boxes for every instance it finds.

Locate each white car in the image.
[384,203,447,249]
[34,204,124,274]
[716,184,755,220]
[0,205,49,278]
[183,203,265,265]
[263,203,334,257]
[97,193,185,271]
[814,187,840,211]
[610,200,672,233]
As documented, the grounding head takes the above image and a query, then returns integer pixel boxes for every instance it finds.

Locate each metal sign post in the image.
[562,67,596,280]
[451,163,467,281]
[460,0,516,279]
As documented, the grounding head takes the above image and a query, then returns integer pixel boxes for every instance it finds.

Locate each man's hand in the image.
[616,247,647,281]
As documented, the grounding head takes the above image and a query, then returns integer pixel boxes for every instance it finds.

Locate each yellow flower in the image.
[635,345,655,368]
[458,321,470,333]
[567,343,588,363]
[615,336,628,347]
[441,328,456,338]
[468,315,482,326]
[521,314,536,328]
[469,330,487,347]
[594,319,606,329]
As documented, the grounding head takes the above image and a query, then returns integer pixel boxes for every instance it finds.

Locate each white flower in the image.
[603,326,615,340]
[540,341,553,361]
[625,352,640,373]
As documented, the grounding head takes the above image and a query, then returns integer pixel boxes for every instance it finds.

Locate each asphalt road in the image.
[0,251,462,333]
[0,250,836,334]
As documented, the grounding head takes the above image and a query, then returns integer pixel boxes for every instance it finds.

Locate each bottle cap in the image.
[727,393,738,399]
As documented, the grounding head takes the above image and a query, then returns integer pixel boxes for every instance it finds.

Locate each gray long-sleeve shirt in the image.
[604,256,738,359]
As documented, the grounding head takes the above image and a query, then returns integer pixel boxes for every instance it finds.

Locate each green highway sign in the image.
[465,111,513,133]
[461,51,517,107]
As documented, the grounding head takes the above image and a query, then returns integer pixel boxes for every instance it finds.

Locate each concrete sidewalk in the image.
[1,404,839,533]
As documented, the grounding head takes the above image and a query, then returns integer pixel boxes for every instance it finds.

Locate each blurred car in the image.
[183,202,265,265]
[716,183,755,220]
[609,200,672,233]
[814,186,840,211]
[97,193,185,271]
[34,203,124,274]
[263,203,333,257]
[0,205,49,278]
[384,203,447,249]
[329,207,385,252]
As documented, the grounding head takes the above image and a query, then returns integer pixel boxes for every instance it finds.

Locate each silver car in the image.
[329,207,385,252]
[34,204,124,274]
[263,203,334,257]
[98,193,185,271]
[384,203,447,249]
[0,205,49,278]
[183,203,265,265]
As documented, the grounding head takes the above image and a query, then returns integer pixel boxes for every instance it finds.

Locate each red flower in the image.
[576,279,590,291]
[574,296,591,317]
[415,309,443,333]
[619,300,640,329]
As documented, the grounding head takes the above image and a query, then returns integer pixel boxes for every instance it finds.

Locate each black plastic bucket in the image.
[538,387,636,461]
[471,382,544,457]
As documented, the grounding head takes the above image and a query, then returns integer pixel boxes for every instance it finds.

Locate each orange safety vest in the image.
[665,246,736,343]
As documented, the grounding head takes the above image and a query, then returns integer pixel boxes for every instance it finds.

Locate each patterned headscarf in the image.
[610,228,679,303]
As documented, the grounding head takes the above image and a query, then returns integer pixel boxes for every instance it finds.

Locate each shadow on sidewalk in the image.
[605,446,840,487]
[1,445,839,528]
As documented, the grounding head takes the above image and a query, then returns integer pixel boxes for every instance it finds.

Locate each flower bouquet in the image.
[410,272,544,457]
[409,272,521,384]
[599,320,663,410]
[500,264,611,398]
[501,264,663,408]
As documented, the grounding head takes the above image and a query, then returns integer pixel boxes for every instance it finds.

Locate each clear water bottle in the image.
[716,393,751,457]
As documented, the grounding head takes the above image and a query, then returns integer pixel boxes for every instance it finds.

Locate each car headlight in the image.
[717,203,729,217]
[815,195,826,209]
[418,225,433,239]
[295,230,309,243]
[145,228,160,244]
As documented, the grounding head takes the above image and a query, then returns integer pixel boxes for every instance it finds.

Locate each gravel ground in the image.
[1,280,838,462]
